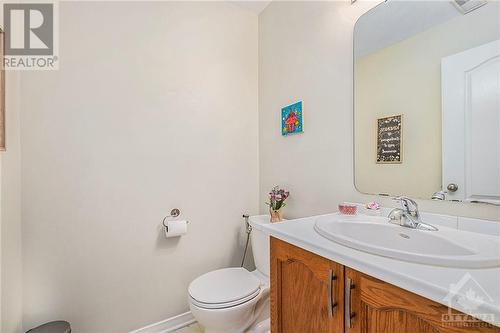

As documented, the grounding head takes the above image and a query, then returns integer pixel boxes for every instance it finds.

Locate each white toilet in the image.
[188,215,271,333]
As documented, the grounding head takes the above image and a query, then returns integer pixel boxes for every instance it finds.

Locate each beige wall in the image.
[355,4,500,198]
[19,2,258,332]
[259,1,500,222]
[259,1,378,218]
[1,72,23,333]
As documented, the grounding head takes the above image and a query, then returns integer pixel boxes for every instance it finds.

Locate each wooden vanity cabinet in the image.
[345,268,499,333]
[271,237,500,333]
[271,237,344,333]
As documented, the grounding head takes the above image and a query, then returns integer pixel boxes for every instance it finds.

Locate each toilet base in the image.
[247,318,270,333]
[190,291,267,333]
[245,298,269,333]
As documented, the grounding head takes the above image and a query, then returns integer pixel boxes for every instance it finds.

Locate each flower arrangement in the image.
[267,186,290,222]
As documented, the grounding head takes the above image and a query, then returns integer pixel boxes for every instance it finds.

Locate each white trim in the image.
[128,311,196,333]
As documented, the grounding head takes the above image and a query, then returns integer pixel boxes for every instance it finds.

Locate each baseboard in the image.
[129,311,196,333]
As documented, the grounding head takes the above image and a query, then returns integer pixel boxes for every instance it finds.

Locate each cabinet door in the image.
[345,268,500,333]
[271,237,344,333]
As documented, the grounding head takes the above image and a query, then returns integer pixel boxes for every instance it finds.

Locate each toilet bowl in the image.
[188,215,271,333]
[189,268,269,333]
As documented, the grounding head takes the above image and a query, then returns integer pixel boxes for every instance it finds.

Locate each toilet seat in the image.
[189,288,261,309]
[188,267,262,310]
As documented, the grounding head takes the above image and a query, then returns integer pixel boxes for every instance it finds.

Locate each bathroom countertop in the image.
[259,213,500,327]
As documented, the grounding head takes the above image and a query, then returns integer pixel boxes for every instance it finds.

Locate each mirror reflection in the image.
[354,0,500,203]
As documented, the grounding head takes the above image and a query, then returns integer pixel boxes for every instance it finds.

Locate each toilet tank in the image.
[249,215,271,277]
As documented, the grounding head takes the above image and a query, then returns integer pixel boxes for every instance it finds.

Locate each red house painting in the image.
[281,101,303,136]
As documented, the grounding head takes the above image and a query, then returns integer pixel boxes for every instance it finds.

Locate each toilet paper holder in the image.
[162,208,189,232]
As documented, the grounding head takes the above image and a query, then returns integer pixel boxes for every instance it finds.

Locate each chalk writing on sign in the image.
[377,115,402,164]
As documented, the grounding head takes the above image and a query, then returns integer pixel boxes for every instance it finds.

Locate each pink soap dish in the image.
[339,203,357,215]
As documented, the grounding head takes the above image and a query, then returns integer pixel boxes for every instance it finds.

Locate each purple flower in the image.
[266,186,290,210]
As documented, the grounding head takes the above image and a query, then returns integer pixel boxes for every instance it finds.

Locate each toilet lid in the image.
[189,267,261,306]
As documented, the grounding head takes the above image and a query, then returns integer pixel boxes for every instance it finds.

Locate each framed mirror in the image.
[354,0,500,204]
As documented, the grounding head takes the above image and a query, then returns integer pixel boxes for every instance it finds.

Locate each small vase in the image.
[270,208,284,223]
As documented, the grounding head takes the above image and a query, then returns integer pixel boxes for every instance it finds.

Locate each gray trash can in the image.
[26,321,71,333]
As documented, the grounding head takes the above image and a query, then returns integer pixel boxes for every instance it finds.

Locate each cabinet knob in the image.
[447,183,459,192]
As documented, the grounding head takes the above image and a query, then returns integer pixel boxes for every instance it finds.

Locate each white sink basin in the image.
[314,215,500,268]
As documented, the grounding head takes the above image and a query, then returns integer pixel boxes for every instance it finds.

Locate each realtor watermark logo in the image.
[442,273,496,328]
[2,1,59,70]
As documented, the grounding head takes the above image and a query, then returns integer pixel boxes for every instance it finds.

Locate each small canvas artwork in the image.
[281,101,303,136]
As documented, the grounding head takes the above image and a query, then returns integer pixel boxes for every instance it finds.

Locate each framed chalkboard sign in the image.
[376,115,402,164]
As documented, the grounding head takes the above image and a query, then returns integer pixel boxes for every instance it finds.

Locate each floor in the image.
[174,323,203,333]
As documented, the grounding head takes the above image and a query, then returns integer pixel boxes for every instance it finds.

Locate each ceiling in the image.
[355,1,463,58]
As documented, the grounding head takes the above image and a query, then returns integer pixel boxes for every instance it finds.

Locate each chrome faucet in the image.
[388,196,438,231]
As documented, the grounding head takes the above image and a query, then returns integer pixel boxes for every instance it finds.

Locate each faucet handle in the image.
[393,196,419,213]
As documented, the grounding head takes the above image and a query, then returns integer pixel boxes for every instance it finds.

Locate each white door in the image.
[442,39,500,203]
